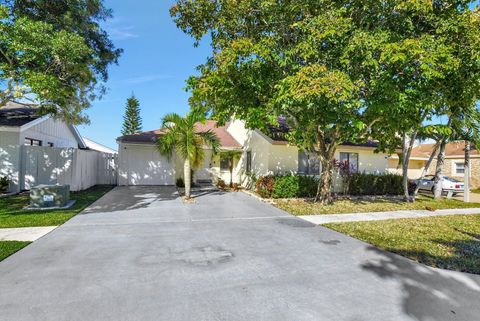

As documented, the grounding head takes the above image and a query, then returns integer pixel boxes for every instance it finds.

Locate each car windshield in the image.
[444,176,461,183]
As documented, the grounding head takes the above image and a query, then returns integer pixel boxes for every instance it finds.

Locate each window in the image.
[24,138,42,146]
[47,142,54,147]
[339,152,359,172]
[298,151,320,175]
[455,162,465,175]
[220,154,232,171]
[246,151,252,174]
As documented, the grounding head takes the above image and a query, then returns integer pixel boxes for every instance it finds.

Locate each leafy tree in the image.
[0,1,121,124]
[171,0,476,203]
[121,94,143,136]
[429,7,480,199]
[157,110,220,199]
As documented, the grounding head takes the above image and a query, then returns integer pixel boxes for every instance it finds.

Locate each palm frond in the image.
[197,129,221,154]
[162,113,184,128]
[156,110,220,167]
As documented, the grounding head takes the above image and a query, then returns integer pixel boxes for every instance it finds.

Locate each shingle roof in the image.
[0,101,41,127]
[412,141,479,159]
[117,120,242,148]
[265,116,380,148]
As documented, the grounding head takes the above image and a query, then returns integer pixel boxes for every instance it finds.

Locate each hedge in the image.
[346,173,403,196]
[256,173,404,198]
[256,175,318,198]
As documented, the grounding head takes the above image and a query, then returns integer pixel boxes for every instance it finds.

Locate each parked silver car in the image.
[414,175,464,195]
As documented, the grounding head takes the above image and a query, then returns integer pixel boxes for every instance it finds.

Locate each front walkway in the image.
[300,207,480,224]
[1,186,479,321]
[0,226,57,241]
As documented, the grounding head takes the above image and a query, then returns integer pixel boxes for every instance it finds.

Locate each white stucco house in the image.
[0,101,86,149]
[0,101,117,192]
[117,118,392,187]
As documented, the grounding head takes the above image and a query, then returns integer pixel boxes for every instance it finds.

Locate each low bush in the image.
[271,175,299,198]
[256,175,318,198]
[255,176,276,198]
[217,179,226,189]
[176,178,185,188]
[0,176,10,193]
[347,173,403,196]
[256,173,404,198]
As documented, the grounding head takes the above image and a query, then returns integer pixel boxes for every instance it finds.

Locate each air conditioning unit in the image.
[30,185,70,208]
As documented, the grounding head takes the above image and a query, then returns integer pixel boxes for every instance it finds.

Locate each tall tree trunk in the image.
[464,140,471,203]
[433,139,447,199]
[184,158,192,199]
[413,140,441,199]
[401,131,417,201]
[315,156,334,204]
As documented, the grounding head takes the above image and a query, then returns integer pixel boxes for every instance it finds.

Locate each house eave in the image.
[0,126,20,132]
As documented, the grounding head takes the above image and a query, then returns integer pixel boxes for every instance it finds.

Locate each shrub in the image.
[176,178,185,188]
[272,175,299,198]
[347,172,403,196]
[217,179,226,189]
[232,183,240,191]
[255,176,275,198]
[256,175,318,198]
[298,175,318,198]
[0,176,10,193]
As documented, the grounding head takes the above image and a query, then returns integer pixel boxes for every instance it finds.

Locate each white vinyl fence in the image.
[1,145,117,193]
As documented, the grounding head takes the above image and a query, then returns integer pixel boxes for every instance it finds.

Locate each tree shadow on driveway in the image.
[80,186,180,214]
[361,246,480,321]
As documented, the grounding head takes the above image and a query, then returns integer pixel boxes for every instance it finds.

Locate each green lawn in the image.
[472,188,480,194]
[0,241,31,261]
[274,195,480,216]
[326,214,480,274]
[0,185,113,228]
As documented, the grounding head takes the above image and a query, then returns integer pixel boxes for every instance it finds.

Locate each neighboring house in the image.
[117,119,392,187]
[83,138,117,154]
[0,101,86,149]
[0,101,117,192]
[389,141,479,188]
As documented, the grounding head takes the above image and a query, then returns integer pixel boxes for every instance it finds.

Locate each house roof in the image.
[117,120,242,149]
[264,117,380,148]
[83,138,117,154]
[0,101,41,127]
[0,101,87,149]
[411,141,479,159]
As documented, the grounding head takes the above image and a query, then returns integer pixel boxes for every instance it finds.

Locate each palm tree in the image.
[157,110,220,199]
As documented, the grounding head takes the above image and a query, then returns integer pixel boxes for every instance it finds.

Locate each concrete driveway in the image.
[1,186,479,321]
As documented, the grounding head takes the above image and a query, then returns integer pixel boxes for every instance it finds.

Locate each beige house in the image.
[117,119,392,187]
[388,141,480,188]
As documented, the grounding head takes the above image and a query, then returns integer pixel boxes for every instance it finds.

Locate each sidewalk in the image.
[299,207,480,225]
[0,226,58,241]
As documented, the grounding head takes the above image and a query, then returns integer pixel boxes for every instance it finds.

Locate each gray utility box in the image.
[30,185,70,208]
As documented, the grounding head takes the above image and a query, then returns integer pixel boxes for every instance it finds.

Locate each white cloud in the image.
[103,18,138,41]
[124,74,174,84]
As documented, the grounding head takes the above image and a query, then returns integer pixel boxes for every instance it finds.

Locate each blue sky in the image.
[80,1,479,149]
[78,0,211,149]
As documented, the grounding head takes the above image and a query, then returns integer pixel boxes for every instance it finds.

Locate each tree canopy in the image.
[0,0,121,124]
[171,0,480,202]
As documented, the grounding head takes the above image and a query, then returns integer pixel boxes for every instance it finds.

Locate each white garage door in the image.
[121,145,175,185]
